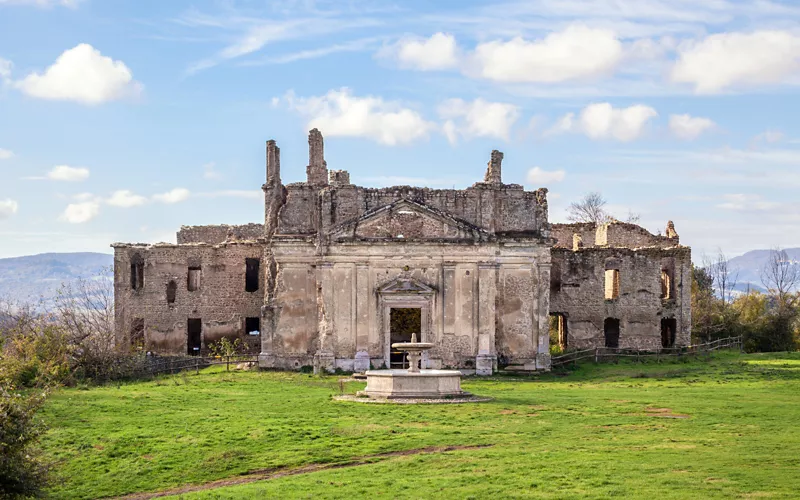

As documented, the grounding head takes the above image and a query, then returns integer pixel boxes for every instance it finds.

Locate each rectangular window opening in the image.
[130,262,144,290]
[549,313,568,349]
[661,269,673,299]
[131,318,144,349]
[245,258,260,293]
[604,269,620,300]
[550,261,562,293]
[245,317,260,335]
[188,266,201,292]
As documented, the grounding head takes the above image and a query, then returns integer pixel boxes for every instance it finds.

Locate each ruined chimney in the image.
[665,220,678,239]
[306,128,328,186]
[484,150,503,184]
[266,140,280,185]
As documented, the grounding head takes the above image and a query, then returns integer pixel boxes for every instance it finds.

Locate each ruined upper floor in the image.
[551,220,682,251]
[263,129,551,243]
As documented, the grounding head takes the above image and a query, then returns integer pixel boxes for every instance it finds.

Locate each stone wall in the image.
[552,221,679,249]
[259,240,551,372]
[549,245,691,350]
[112,242,265,354]
[177,224,264,244]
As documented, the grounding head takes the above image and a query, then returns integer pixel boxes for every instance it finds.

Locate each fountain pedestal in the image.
[362,333,466,399]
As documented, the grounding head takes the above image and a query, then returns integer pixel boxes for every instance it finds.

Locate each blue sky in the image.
[2,0,800,259]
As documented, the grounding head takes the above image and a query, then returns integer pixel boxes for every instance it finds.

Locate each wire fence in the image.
[550,336,743,368]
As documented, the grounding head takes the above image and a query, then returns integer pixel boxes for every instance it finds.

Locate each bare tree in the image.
[623,210,641,224]
[760,247,800,313]
[704,249,739,306]
[52,267,119,371]
[566,192,611,224]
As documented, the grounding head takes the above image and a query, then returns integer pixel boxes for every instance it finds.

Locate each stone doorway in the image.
[187,318,202,355]
[661,318,677,348]
[390,308,421,368]
[604,318,620,348]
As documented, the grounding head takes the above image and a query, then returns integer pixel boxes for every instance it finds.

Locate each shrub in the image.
[0,384,49,498]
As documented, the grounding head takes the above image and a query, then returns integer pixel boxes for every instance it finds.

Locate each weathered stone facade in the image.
[112,130,691,373]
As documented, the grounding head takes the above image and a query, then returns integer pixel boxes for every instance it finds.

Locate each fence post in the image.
[594,348,598,364]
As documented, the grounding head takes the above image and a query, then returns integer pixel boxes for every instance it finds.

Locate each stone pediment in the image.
[378,277,435,295]
[330,199,487,242]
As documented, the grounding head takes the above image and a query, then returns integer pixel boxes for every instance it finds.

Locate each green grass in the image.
[39,351,800,499]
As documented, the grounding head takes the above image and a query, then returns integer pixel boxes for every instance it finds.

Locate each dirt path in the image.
[110,444,492,499]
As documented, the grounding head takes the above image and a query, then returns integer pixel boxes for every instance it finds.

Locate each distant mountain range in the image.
[0,252,113,307]
[722,248,800,295]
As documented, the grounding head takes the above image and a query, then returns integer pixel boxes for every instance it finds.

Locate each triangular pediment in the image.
[378,277,435,295]
[330,199,487,242]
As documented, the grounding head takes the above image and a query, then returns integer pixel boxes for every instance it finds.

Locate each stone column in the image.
[536,262,552,371]
[476,262,498,375]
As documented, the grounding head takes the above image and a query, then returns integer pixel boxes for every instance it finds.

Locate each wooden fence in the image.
[128,354,259,378]
[550,336,742,368]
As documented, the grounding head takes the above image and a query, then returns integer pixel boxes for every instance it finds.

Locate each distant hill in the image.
[723,248,800,295]
[0,252,113,307]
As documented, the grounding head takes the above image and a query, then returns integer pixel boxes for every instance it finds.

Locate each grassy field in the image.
[39,351,800,499]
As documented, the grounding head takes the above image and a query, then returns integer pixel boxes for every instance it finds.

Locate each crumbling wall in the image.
[552,221,679,249]
[112,242,265,354]
[549,245,691,350]
[177,224,264,244]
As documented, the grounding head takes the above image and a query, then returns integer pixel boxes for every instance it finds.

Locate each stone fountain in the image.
[362,334,466,399]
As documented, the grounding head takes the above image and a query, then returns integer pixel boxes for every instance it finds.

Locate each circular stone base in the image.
[363,369,466,399]
[333,394,492,404]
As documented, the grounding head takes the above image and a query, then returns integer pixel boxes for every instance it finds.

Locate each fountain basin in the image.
[362,369,465,399]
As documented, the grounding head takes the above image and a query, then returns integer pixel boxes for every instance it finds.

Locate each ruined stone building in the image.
[113,130,691,374]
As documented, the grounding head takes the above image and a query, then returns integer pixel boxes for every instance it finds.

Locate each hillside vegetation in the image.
[38,351,800,499]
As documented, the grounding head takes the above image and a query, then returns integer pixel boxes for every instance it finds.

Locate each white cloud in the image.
[73,192,95,201]
[526,167,565,185]
[0,199,18,219]
[669,114,715,140]
[438,98,519,144]
[468,24,623,83]
[0,58,11,80]
[551,102,658,142]
[379,32,459,71]
[202,162,222,180]
[716,194,780,211]
[60,201,99,223]
[283,88,434,146]
[671,30,800,93]
[752,129,784,146]
[47,165,89,181]
[0,148,13,160]
[107,190,148,208]
[196,190,262,199]
[15,44,142,105]
[153,188,190,204]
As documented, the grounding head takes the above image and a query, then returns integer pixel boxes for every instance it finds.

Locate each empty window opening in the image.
[604,269,620,300]
[131,318,144,349]
[661,318,677,348]
[166,280,177,304]
[550,261,562,293]
[187,266,201,292]
[390,308,421,369]
[604,318,620,348]
[549,313,568,349]
[245,317,261,335]
[245,258,260,292]
[187,318,202,355]
[130,255,144,291]
[661,269,673,299]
